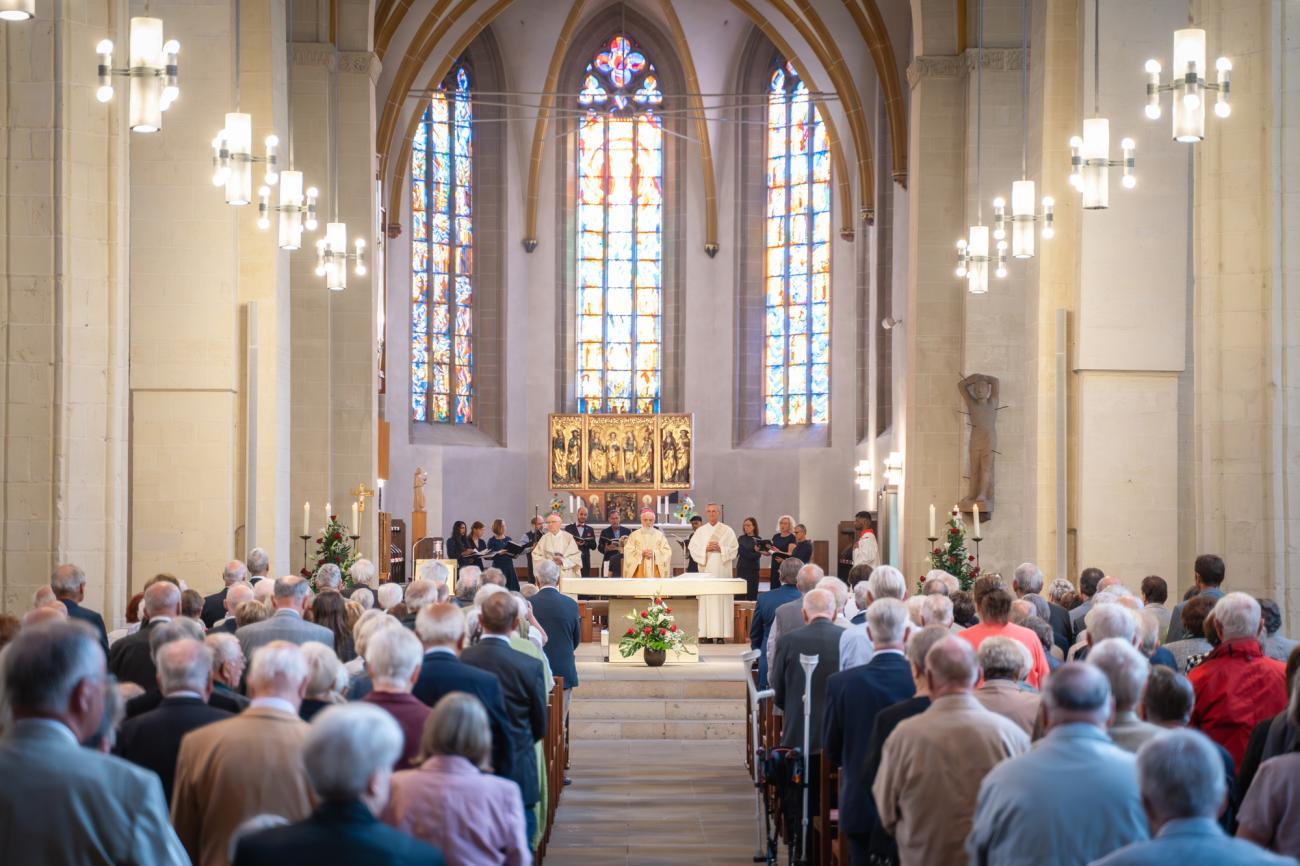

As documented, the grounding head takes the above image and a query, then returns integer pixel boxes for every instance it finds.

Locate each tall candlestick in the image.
[928,504,936,538]
[973,502,981,538]
[325,501,332,519]
[352,501,360,535]
[303,501,310,536]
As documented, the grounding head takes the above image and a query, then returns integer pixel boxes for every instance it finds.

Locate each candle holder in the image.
[926,535,939,558]
[349,534,360,544]
[971,535,984,569]
[299,534,311,573]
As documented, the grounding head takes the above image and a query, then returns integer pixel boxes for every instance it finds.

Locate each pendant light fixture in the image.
[1144,28,1230,142]
[211,0,278,206]
[95,16,180,133]
[0,0,34,21]
[258,0,318,249]
[314,0,365,291]
[992,0,1054,260]
[956,0,1006,294]
[1067,0,1135,209]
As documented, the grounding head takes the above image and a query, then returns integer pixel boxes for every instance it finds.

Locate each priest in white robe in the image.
[851,510,880,569]
[623,510,673,579]
[688,503,739,639]
[531,512,582,581]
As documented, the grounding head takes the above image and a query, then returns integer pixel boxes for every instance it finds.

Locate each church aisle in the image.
[544,738,760,866]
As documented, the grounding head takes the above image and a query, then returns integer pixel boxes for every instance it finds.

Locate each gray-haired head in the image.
[816,576,848,615]
[920,594,954,628]
[977,636,1032,682]
[305,704,405,799]
[300,642,347,700]
[1136,729,1227,824]
[536,559,561,587]
[274,576,311,612]
[866,597,910,646]
[801,588,836,621]
[352,588,375,610]
[143,581,182,618]
[1085,602,1138,645]
[224,582,254,615]
[50,564,87,599]
[1042,662,1112,727]
[31,585,57,610]
[156,638,213,696]
[148,617,205,662]
[365,625,423,691]
[867,565,907,602]
[796,563,825,593]
[376,583,403,610]
[415,559,449,586]
[223,560,249,586]
[246,547,270,577]
[1012,562,1044,595]
[415,602,467,649]
[1212,592,1262,642]
[405,579,438,609]
[907,625,950,675]
[314,563,342,592]
[350,558,379,589]
[2,620,105,736]
[247,640,309,702]
[1021,593,1050,620]
[777,557,804,586]
[456,567,482,604]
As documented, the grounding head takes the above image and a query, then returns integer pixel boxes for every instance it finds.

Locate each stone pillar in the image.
[0,0,129,616]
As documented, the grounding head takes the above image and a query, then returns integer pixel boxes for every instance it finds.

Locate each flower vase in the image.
[643,648,666,667]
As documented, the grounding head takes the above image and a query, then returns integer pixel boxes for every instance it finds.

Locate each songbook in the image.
[501,540,532,558]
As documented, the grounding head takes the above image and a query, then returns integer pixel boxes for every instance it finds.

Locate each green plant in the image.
[618,597,697,657]
[926,508,980,592]
[303,513,359,583]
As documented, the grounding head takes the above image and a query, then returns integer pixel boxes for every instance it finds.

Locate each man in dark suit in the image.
[750,557,804,689]
[530,561,581,782]
[771,589,843,756]
[564,506,597,576]
[598,510,632,576]
[115,638,231,801]
[412,602,515,782]
[124,620,244,719]
[207,582,254,635]
[1013,562,1071,652]
[201,560,249,628]
[109,581,183,690]
[50,563,109,652]
[461,593,548,844]
[233,703,443,866]
[823,598,916,866]
[246,546,271,586]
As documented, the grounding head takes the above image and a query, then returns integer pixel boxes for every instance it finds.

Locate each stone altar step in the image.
[576,678,747,700]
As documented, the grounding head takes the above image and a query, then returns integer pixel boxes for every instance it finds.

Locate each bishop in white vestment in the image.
[623,510,673,579]
[532,513,582,581]
[688,503,739,639]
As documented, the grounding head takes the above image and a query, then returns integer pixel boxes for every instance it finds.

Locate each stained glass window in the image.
[576,35,664,414]
[411,66,474,424]
[764,63,830,426]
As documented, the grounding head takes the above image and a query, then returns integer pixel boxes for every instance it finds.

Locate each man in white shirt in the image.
[851,510,880,569]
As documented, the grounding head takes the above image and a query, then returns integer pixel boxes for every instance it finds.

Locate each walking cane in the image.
[798,653,819,866]
[743,649,775,863]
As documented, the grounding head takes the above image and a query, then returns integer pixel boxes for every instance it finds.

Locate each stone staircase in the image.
[569,677,748,740]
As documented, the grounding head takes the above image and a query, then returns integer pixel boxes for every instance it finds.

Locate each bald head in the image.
[143,581,182,618]
[155,638,213,697]
[801,588,835,623]
[796,563,824,594]
[222,560,248,586]
[224,582,254,615]
[924,637,979,696]
[1042,662,1112,729]
[22,605,66,628]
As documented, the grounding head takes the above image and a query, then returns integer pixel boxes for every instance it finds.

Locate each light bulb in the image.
[1215,101,1231,118]
[956,266,967,278]
[96,39,114,54]
[1041,226,1055,239]
[1216,57,1232,72]
[1069,135,1083,149]
[1069,174,1083,191]
[1120,138,1135,150]
[993,197,1005,208]
[1144,59,1162,75]
[265,134,279,148]
[1145,103,1162,120]
[1042,196,1055,208]
[96,85,114,103]
[257,216,270,229]
[1183,92,1200,110]
[1121,174,1136,189]
[995,266,1008,279]
[162,39,179,55]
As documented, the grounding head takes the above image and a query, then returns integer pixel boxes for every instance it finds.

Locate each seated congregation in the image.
[750,554,1300,866]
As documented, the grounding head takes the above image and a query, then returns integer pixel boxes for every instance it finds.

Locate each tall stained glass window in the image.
[764,63,830,426]
[411,66,474,424]
[575,35,664,414]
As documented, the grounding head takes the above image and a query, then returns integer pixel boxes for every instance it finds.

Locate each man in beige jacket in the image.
[872,636,1030,866]
[172,640,314,866]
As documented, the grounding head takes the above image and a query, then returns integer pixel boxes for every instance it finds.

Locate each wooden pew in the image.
[536,676,566,865]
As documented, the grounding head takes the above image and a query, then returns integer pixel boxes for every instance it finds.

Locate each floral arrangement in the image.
[304,513,359,582]
[672,496,696,524]
[927,507,980,591]
[618,597,697,658]
[548,496,567,520]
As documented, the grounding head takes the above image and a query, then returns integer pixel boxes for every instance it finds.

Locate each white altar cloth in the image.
[560,575,745,642]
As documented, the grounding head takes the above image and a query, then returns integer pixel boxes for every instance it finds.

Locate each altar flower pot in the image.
[643,648,666,667]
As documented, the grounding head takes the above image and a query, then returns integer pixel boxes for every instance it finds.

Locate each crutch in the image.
[798,653,819,866]
[743,649,776,864]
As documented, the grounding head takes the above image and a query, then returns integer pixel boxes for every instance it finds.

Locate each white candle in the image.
[973,502,981,538]
[352,502,360,534]
[928,504,936,538]
[303,502,310,536]
[325,501,332,520]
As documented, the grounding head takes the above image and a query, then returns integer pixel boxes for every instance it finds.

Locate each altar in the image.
[560,575,746,664]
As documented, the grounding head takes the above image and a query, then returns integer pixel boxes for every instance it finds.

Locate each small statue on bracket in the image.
[412,467,428,512]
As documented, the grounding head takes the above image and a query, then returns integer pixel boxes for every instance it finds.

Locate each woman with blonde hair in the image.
[299,642,347,721]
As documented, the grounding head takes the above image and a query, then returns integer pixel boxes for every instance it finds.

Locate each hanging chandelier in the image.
[1144,29,1230,143]
[314,0,364,291]
[94,17,180,133]
[992,0,1053,260]
[0,0,34,21]
[956,0,1006,294]
[1067,0,1135,209]
[258,174,319,250]
[210,1,278,206]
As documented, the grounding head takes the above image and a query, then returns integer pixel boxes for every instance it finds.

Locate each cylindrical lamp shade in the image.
[128,17,164,132]
[1173,28,1207,142]
[1011,179,1035,259]
[1081,117,1110,209]
[278,170,304,249]
[325,222,347,291]
[0,0,35,21]
[223,113,253,205]
[967,225,989,295]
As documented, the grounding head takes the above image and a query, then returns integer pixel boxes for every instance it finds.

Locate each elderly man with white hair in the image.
[237,576,334,664]
[1069,600,1139,661]
[920,594,961,635]
[973,636,1040,735]
[109,580,182,689]
[115,638,231,801]
[346,612,404,701]
[1188,591,1288,767]
[50,563,110,650]
[1089,638,1164,753]
[966,663,1146,866]
[824,597,916,864]
[771,589,842,764]
[376,582,404,612]
[361,626,431,769]
[840,565,908,670]
[1013,561,1072,654]
[394,579,440,629]
[202,560,250,628]
[231,704,443,865]
[314,563,343,594]
[209,582,255,635]
[205,632,250,711]
[454,566,482,607]
[173,641,316,866]
[245,547,271,585]
[348,558,379,594]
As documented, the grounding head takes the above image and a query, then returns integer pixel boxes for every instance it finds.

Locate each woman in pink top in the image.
[957,584,1052,690]
[383,693,531,866]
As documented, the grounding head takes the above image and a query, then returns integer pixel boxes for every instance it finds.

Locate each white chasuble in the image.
[532,530,582,580]
[689,521,739,639]
[623,527,673,579]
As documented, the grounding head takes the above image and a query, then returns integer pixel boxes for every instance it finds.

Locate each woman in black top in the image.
[791,523,814,565]
[487,518,520,590]
[446,520,477,567]
[465,521,489,569]
[737,516,764,600]
[771,515,797,569]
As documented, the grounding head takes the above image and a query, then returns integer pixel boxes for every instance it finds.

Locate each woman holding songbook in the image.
[446,520,479,568]
[737,516,764,600]
[771,515,798,569]
[487,519,521,591]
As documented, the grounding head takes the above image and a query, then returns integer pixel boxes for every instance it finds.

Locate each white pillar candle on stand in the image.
[303,502,310,536]
[929,504,936,538]
[352,502,360,534]
[325,502,332,520]
[973,502,981,538]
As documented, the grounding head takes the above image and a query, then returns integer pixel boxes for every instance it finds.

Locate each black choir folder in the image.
[502,540,533,557]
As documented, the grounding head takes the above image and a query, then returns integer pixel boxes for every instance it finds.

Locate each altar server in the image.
[852,510,880,569]
[688,503,738,577]
[531,513,582,581]
[624,510,673,579]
